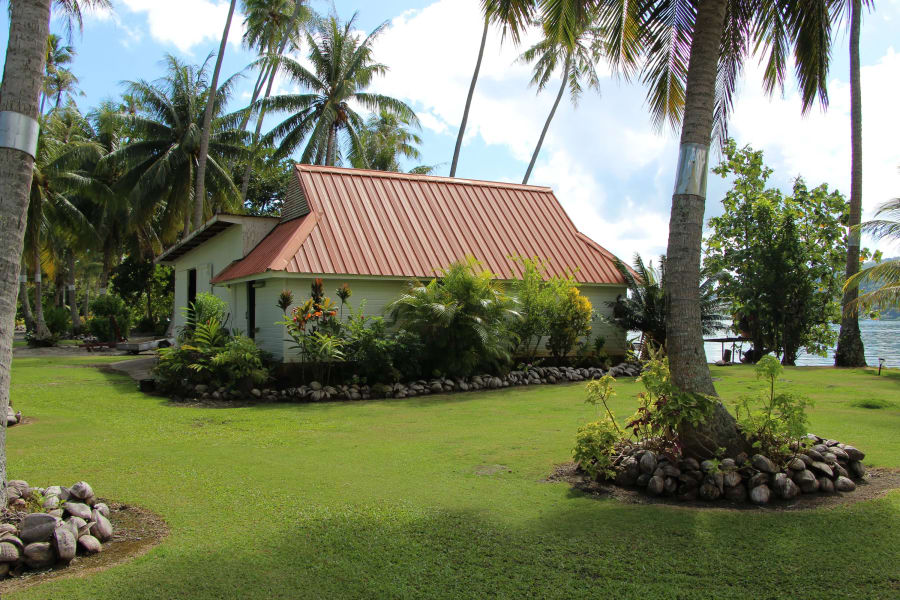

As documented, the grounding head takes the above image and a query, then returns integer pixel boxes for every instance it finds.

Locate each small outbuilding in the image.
[157,165,629,361]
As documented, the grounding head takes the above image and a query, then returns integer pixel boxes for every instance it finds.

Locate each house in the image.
[157,165,630,361]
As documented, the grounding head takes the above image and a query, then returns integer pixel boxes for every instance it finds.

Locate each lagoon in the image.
[703,319,900,367]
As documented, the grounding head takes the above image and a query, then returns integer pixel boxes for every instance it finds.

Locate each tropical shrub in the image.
[281,279,343,383]
[733,355,814,461]
[388,256,519,377]
[189,292,228,328]
[573,419,621,480]
[608,253,728,353]
[546,287,592,360]
[575,335,608,368]
[626,347,716,455]
[509,256,556,360]
[88,294,132,342]
[342,305,399,383]
[44,305,71,336]
[156,318,271,392]
[211,335,271,389]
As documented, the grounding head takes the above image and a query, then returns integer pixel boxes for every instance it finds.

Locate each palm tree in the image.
[587,0,835,456]
[350,110,425,172]
[0,0,109,504]
[41,34,77,114]
[238,0,307,132]
[194,0,238,231]
[238,0,312,200]
[609,254,728,354]
[26,106,99,339]
[518,16,601,184]
[845,197,900,310]
[449,1,534,177]
[106,56,246,244]
[83,101,131,292]
[259,14,418,166]
[835,0,875,367]
[388,256,519,377]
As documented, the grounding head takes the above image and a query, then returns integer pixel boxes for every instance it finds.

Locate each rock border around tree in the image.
[600,434,868,506]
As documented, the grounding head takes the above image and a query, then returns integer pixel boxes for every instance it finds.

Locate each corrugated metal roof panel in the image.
[211,165,627,285]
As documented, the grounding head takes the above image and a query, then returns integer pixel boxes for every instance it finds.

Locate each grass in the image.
[6,356,900,599]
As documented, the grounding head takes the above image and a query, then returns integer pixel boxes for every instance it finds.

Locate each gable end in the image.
[282,174,309,222]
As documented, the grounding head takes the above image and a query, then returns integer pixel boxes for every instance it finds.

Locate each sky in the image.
[2,0,899,262]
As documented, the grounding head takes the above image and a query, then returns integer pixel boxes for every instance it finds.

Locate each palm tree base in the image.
[834,317,867,367]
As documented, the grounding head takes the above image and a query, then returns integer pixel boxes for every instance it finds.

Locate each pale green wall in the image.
[270,277,410,362]
[580,284,627,354]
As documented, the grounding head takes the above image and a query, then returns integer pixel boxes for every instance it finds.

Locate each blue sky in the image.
[2,0,899,260]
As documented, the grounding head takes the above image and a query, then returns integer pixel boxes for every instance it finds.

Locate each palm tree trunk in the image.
[239,59,279,200]
[1,2,50,507]
[238,58,273,133]
[55,269,64,307]
[450,18,489,177]
[193,0,237,231]
[523,55,569,184]
[325,125,337,166]
[18,260,34,332]
[835,0,866,367]
[240,2,306,201]
[32,240,50,338]
[99,246,111,295]
[664,0,745,459]
[67,251,80,335]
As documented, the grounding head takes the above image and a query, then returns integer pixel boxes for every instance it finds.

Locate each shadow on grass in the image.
[40,494,900,600]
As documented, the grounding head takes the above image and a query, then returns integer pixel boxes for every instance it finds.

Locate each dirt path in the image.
[104,357,157,382]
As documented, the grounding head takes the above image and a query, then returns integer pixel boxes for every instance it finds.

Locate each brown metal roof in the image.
[211,165,626,285]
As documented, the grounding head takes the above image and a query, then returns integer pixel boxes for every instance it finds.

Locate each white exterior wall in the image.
[171,225,244,332]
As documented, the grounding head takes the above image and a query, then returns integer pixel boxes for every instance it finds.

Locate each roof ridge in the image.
[294,164,554,192]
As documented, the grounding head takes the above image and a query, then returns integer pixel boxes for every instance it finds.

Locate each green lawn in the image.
[6,356,900,599]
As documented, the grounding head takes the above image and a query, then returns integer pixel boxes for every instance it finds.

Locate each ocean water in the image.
[703,320,900,367]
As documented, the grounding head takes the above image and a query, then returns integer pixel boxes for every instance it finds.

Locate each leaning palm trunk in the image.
[67,252,80,335]
[237,59,273,133]
[194,0,237,230]
[0,0,52,506]
[450,18,489,177]
[523,55,569,185]
[664,0,746,459]
[835,0,866,367]
[240,2,306,201]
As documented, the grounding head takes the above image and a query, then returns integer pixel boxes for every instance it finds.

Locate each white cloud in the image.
[533,150,670,261]
[366,0,900,259]
[120,0,244,53]
[729,48,900,250]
